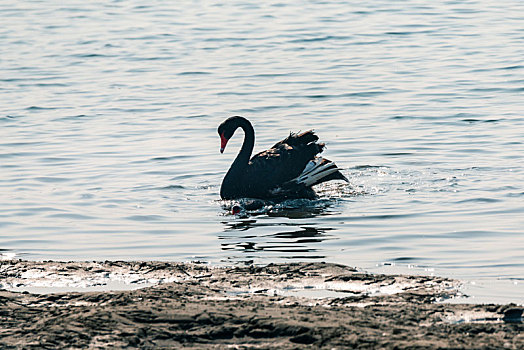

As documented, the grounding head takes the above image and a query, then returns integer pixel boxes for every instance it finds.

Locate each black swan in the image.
[218,116,348,200]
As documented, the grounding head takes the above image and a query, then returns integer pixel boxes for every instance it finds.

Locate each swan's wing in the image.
[246,139,324,193]
[270,130,319,149]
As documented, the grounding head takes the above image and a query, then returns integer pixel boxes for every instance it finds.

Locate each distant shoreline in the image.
[1,260,522,349]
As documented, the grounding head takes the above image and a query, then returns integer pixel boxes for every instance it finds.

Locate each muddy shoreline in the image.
[0,260,522,349]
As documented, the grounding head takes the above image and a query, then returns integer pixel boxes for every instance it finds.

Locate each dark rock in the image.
[290,333,318,344]
[503,308,523,323]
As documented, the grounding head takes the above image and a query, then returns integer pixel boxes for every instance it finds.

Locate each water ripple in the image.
[0,0,522,303]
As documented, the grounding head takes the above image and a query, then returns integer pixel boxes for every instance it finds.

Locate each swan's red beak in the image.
[220,133,228,153]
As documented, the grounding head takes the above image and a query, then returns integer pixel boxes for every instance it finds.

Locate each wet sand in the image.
[1,260,522,349]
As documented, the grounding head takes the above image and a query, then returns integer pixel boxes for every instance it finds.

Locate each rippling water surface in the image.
[1,1,523,303]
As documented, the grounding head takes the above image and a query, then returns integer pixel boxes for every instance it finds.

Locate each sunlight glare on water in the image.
[0,0,523,303]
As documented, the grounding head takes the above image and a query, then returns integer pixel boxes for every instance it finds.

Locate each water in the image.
[1,0,523,303]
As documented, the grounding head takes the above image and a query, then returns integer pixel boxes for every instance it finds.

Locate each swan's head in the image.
[217,116,246,153]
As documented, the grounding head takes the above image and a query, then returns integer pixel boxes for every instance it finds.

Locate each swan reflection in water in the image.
[219,198,339,261]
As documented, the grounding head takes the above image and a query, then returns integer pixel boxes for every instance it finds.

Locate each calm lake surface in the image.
[1,1,523,303]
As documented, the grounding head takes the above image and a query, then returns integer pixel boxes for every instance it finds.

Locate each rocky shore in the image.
[0,260,522,349]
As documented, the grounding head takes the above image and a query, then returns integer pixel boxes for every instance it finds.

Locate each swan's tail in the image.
[293,157,348,187]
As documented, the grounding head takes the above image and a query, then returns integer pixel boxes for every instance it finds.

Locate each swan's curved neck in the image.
[220,117,255,199]
[232,118,255,167]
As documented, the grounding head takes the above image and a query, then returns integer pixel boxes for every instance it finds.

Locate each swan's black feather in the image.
[271,130,319,149]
